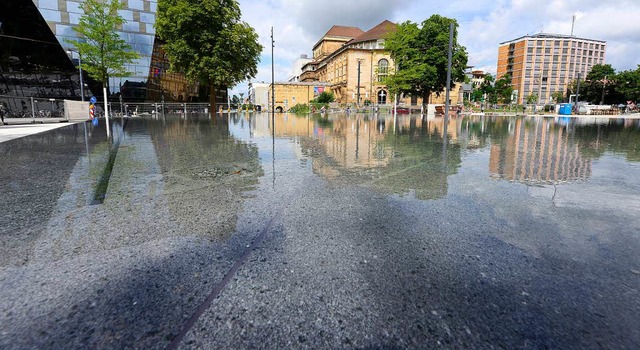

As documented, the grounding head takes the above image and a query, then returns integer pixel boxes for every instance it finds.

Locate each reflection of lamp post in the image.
[356,59,363,107]
[67,49,85,101]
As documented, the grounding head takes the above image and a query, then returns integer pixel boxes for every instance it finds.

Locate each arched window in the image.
[378,59,389,83]
[377,90,387,104]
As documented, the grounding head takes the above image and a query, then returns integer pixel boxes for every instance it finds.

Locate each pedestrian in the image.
[0,102,6,125]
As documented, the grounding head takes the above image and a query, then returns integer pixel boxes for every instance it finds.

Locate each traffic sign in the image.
[90,96,97,104]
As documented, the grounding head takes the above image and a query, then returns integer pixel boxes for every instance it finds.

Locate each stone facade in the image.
[300,21,461,106]
[263,82,331,112]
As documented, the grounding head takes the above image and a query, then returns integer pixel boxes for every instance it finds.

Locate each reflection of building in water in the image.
[489,118,591,184]
[253,114,463,143]
[249,114,462,199]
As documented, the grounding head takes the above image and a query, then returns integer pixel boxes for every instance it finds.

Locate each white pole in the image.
[31,97,36,123]
[103,86,110,138]
[444,22,454,141]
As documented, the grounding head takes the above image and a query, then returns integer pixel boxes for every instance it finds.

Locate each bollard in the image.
[31,97,36,123]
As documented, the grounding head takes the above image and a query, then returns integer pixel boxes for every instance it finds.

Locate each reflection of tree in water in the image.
[374,131,461,200]
[570,120,640,162]
[300,119,462,200]
[148,115,263,238]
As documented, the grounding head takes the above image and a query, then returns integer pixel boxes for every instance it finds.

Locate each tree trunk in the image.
[422,90,430,117]
[210,81,217,116]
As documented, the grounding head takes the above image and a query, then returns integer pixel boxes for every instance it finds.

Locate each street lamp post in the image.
[600,75,607,105]
[67,49,85,101]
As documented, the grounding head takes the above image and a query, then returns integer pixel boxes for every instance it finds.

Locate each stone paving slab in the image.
[0,115,639,349]
[0,122,77,143]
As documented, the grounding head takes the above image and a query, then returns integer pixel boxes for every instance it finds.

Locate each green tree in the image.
[615,65,640,102]
[384,15,468,109]
[551,91,564,103]
[584,64,616,104]
[470,88,483,102]
[525,93,538,105]
[156,0,262,109]
[479,73,495,102]
[66,0,140,130]
[494,74,513,104]
[315,91,335,104]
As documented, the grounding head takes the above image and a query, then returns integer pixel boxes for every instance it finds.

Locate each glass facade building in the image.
[1,0,221,104]
[1,0,156,100]
[35,0,158,95]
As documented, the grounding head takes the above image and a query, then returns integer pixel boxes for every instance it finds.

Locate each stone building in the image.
[299,21,461,106]
[267,82,332,112]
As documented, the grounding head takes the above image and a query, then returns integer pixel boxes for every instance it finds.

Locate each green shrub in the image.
[289,103,310,114]
[316,91,335,104]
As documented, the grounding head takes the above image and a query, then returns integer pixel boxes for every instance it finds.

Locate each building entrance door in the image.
[377,90,387,104]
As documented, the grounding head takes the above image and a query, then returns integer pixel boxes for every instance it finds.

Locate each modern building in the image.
[248,82,269,111]
[1,0,220,106]
[146,39,200,102]
[497,33,606,105]
[287,54,313,82]
[300,21,462,106]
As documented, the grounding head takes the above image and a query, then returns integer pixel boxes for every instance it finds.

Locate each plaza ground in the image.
[1,113,639,349]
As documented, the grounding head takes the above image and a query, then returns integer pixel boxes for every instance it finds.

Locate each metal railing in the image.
[0,95,66,119]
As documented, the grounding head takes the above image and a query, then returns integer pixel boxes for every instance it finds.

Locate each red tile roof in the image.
[323,25,365,39]
[350,20,397,44]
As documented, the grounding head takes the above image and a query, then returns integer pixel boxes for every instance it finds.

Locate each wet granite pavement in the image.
[1,114,639,349]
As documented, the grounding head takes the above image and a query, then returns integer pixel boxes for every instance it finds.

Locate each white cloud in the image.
[230,0,640,95]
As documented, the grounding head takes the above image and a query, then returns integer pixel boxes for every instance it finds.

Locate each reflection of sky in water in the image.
[227,113,640,213]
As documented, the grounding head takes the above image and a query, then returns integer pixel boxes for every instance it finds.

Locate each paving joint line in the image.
[166,211,281,349]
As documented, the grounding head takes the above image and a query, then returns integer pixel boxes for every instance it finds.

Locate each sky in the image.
[230,0,640,97]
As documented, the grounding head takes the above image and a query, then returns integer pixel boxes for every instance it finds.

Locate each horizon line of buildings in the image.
[250,28,606,111]
[1,3,607,110]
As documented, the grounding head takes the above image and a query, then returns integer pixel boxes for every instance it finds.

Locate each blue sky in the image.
[230,0,640,97]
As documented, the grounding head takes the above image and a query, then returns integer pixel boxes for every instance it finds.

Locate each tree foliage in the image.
[156,0,262,106]
[578,64,616,104]
[494,74,513,104]
[67,0,140,86]
[551,91,564,103]
[615,65,640,102]
[384,15,468,104]
[314,91,335,104]
[525,93,538,105]
[566,63,640,104]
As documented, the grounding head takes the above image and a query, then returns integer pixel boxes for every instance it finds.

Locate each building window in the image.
[378,59,389,83]
[377,90,387,104]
